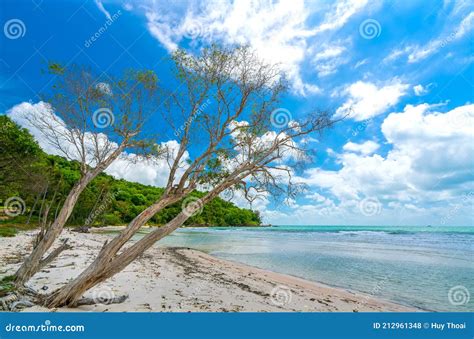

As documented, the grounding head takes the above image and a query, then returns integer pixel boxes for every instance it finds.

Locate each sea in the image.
[139,225,473,312]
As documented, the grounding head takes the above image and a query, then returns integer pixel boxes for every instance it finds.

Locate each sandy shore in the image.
[0,230,417,312]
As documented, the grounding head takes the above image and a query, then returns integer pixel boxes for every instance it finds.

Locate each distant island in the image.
[0,116,261,237]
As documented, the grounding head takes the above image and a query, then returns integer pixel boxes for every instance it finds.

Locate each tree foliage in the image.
[0,116,261,229]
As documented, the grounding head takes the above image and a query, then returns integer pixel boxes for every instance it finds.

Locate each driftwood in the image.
[72,226,90,233]
[74,294,128,306]
[0,286,38,311]
[38,239,73,270]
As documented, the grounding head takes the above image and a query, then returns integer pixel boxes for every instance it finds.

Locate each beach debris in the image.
[75,294,128,306]
[11,299,35,311]
[0,293,18,310]
[0,290,37,311]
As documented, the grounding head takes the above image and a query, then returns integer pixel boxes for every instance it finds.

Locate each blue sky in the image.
[1,0,473,226]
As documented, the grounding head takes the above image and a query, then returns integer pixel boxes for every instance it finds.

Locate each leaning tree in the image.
[13,64,161,285]
[44,45,335,307]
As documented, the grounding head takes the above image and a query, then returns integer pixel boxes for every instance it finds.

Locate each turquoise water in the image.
[143,225,473,312]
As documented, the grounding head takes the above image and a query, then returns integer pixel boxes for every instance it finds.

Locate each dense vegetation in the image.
[0,116,261,235]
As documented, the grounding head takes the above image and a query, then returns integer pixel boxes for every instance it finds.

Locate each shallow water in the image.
[138,225,473,312]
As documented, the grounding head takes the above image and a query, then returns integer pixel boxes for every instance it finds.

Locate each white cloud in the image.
[123,3,133,11]
[290,103,474,225]
[454,11,474,39]
[312,43,349,77]
[407,11,474,63]
[144,0,318,95]
[305,192,328,203]
[314,45,346,60]
[382,48,407,63]
[223,188,270,211]
[354,59,368,68]
[141,0,368,96]
[335,80,409,121]
[314,0,369,33]
[407,41,440,64]
[383,10,474,65]
[8,101,68,156]
[7,101,189,188]
[106,140,189,187]
[413,84,427,96]
[414,83,435,96]
[8,101,118,165]
[94,0,112,20]
[343,140,379,155]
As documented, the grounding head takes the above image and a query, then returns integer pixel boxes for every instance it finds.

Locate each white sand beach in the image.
[0,230,417,312]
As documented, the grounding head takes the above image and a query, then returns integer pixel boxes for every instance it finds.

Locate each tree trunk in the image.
[14,143,127,286]
[45,212,188,308]
[44,186,228,308]
[14,175,92,286]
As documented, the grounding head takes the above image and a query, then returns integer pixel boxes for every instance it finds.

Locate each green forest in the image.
[0,116,261,236]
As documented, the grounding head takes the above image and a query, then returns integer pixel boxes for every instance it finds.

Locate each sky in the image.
[0,0,473,226]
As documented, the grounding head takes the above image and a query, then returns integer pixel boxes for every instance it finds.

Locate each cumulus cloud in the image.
[335,80,409,121]
[279,103,474,225]
[144,0,318,95]
[7,101,189,188]
[8,101,68,157]
[7,101,120,166]
[106,139,189,187]
[141,0,368,96]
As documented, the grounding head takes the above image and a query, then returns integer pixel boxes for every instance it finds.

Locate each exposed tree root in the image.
[0,286,39,311]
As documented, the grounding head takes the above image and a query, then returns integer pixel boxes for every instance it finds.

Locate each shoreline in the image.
[0,231,418,312]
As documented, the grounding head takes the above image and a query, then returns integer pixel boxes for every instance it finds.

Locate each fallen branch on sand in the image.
[38,239,72,271]
[75,294,128,306]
